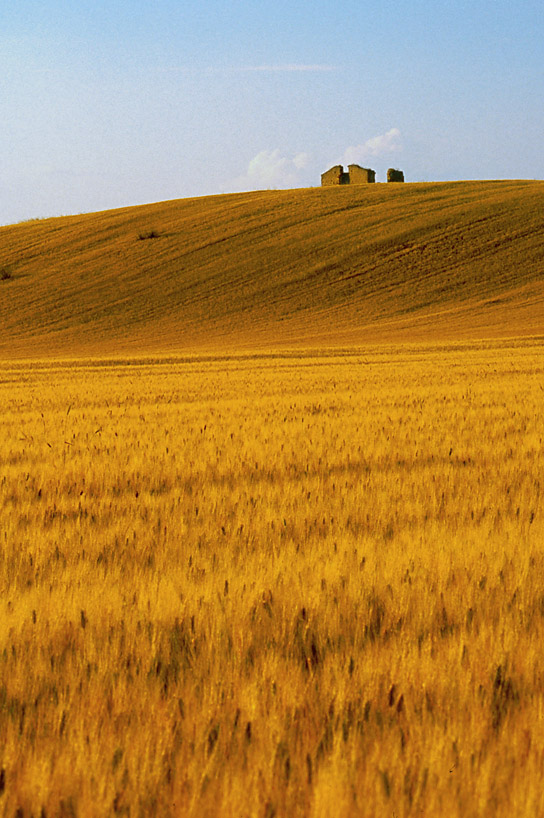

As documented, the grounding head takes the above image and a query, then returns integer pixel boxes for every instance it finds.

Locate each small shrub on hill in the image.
[137,229,160,240]
[0,267,13,281]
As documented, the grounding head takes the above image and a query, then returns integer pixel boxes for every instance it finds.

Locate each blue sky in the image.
[1,0,542,224]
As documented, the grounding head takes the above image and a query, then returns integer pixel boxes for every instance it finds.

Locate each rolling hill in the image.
[0,180,543,358]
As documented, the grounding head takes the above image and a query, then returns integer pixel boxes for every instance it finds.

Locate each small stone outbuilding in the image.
[321,164,376,186]
[387,168,405,182]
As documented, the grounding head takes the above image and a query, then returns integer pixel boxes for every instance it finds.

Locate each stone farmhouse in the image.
[321,164,376,186]
[321,164,405,186]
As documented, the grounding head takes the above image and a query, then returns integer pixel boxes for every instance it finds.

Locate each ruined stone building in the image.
[321,164,376,186]
[387,168,405,182]
[321,164,405,185]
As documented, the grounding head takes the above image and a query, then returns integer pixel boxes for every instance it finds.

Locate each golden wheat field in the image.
[0,340,542,817]
[1,181,544,816]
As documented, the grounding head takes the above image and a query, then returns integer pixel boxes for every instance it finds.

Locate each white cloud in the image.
[343,128,402,165]
[293,152,309,170]
[233,149,309,190]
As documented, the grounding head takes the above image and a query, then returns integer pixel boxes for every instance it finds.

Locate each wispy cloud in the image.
[232,149,309,191]
[343,128,402,165]
[241,64,337,72]
[153,64,337,75]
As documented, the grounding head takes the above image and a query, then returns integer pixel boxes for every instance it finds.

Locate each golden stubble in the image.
[0,340,543,816]
[1,181,543,358]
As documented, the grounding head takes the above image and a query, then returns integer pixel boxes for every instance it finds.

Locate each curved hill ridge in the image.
[0,180,543,357]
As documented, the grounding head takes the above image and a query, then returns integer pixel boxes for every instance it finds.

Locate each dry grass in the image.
[0,181,543,358]
[0,340,543,816]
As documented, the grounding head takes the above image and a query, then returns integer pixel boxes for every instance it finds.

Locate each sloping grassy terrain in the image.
[0,180,543,357]
[1,181,543,817]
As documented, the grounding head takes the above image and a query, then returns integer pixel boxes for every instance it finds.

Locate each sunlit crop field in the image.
[1,341,543,817]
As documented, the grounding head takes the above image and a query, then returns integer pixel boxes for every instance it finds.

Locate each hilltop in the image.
[0,180,543,358]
